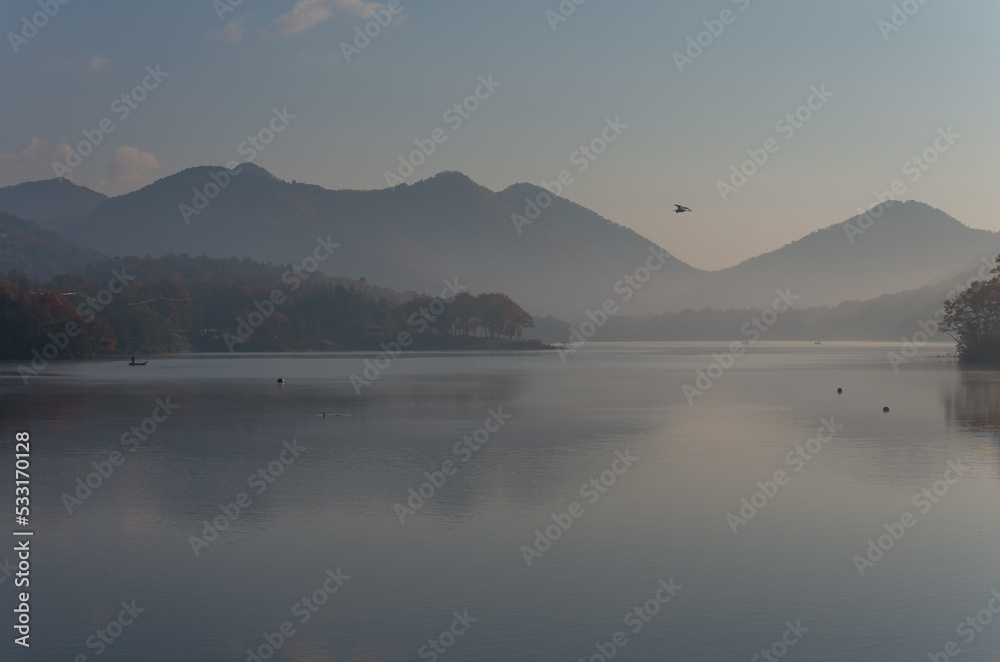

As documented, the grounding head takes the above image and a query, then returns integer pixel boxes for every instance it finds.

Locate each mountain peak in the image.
[0,178,107,230]
[500,182,551,199]
[850,199,967,232]
[236,162,279,180]
[166,163,279,184]
[405,171,488,192]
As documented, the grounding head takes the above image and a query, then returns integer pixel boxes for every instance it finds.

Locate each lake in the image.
[2,342,999,662]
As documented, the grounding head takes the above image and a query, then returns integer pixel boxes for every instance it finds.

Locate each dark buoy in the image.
[882,406,890,413]
[277,378,285,384]
[837,388,843,395]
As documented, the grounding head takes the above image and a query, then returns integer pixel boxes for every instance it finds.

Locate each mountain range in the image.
[2,167,998,321]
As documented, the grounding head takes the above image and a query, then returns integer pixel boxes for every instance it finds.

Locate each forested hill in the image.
[61,253,410,302]
[0,212,105,279]
[1,254,541,361]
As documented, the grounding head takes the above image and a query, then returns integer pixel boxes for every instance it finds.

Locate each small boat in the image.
[814,341,822,345]
[129,360,148,366]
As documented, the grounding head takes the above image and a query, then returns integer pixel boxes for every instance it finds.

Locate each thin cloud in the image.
[0,138,71,186]
[207,15,250,42]
[88,55,111,72]
[96,146,161,196]
[335,0,383,19]
[265,0,383,37]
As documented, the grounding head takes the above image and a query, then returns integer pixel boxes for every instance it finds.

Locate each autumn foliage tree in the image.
[0,276,116,359]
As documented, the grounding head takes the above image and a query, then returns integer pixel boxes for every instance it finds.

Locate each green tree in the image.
[943,253,1000,363]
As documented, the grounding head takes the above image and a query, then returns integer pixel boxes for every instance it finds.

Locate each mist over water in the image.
[3,343,1000,661]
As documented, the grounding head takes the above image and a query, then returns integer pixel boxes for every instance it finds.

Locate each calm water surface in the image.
[2,342,999,661]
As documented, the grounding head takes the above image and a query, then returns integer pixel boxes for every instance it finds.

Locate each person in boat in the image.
[130,355,135,365]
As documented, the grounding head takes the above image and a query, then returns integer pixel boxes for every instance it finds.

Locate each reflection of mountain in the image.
[943,371,1000,438]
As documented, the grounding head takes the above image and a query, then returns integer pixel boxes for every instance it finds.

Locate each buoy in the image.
[837,388,843,395]
[277,378,285,384]
[882,407,890,413]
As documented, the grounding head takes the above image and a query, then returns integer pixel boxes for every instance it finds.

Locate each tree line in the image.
[0,256,536,359]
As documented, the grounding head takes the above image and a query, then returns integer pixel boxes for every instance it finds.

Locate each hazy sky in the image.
[2,0,997,270]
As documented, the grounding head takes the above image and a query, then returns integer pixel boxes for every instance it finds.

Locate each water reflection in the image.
[943,370,1000,437]
[4,349,1000,662]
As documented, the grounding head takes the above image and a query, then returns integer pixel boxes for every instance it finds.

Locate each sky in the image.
[1,0,998,270]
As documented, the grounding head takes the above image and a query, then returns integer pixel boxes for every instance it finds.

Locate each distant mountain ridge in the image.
[2,168,997,319]
[585,252,997,343]
[0,178,107,231]
[57,167,703,317]
[674,201,1000,311]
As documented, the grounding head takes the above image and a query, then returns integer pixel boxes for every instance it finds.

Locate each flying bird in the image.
[674,205,692,214]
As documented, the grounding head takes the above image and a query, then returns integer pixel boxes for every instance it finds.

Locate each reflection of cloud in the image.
[0,138,71,185]
[96,146,161,196]
[207,15,249,42]
[88,55,111,72]
[264,0,383,37]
